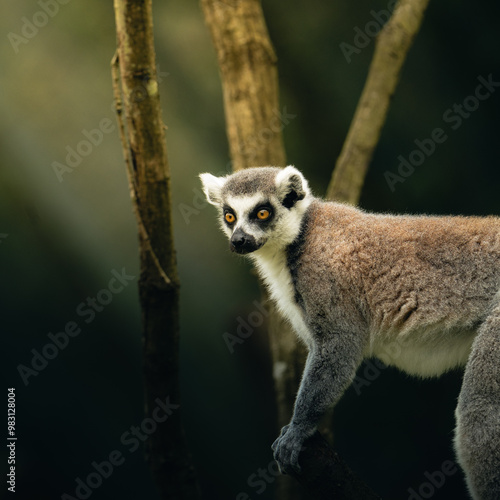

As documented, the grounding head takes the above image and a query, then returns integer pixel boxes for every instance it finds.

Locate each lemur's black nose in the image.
[231,230,247,249]
[230,229,260,254]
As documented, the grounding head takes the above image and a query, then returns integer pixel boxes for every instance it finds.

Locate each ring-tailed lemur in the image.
[200,165,500,500]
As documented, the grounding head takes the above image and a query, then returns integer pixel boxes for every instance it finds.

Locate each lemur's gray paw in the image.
[271,424,308,474]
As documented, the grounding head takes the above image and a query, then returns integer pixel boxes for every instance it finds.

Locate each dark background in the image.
[1,1,499,499]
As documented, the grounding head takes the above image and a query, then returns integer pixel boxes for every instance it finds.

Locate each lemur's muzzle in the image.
[230,228,263,254]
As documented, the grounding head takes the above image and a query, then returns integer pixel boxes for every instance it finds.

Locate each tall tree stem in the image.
[113,1,200,498]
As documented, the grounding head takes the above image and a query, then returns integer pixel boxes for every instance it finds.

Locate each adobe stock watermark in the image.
[235,458,282,499]
[236,107,297,165]
[407,460,458,499]
[61,396,179,500]
[223,300,270,354]
[52,65,169,183]
[17,268,136,386]
[339,0,397,63]
[178,106,297,225]
[352,339,403,395]
[385,73,500,192]
[52,118,116,182]
[177,187,211,226]
[8,0,73,54]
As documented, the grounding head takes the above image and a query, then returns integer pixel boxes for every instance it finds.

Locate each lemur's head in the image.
[200,166,312,255]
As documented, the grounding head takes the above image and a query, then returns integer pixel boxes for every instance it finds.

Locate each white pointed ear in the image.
[275,166,310,208]
[199,173,227,206]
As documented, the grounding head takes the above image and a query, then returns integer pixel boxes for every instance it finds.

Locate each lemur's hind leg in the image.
[455,301,500,500]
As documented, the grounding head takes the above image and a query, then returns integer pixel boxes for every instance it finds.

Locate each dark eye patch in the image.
[222,205,236,225]
[250,203,274,226]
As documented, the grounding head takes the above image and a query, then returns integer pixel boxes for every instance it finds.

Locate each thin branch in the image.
[111,52,172,288]
[326,0,430,204]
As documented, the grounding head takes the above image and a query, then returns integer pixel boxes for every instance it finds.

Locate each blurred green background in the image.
[2,1,499,499]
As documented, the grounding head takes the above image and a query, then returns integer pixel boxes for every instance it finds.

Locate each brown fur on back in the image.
[294,202,500,376]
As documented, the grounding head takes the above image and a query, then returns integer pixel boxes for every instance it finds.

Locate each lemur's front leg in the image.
[272,333,364,474]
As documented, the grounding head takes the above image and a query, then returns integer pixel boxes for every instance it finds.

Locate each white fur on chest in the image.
[251,248,312,345]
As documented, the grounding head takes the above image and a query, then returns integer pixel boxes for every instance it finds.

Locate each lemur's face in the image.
[200,166,311,255]
[221,192,281,254]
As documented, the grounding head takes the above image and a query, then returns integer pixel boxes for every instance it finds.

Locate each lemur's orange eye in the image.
[257,209,270,220]
[225,213,236,224]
